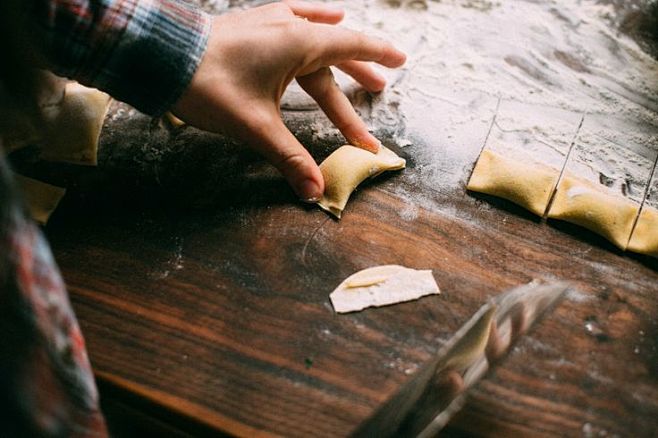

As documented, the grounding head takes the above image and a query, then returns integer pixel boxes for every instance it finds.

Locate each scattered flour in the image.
[197,0,658,221]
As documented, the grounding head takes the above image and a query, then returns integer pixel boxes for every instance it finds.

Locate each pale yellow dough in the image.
[317,145,405,218]
[330,265,439,313]
[546,175,639,250]
[467,150,559,216]
[39,82,111,165]
[627,207,658,257]
[14,174,66,224]
[164,112,185,128]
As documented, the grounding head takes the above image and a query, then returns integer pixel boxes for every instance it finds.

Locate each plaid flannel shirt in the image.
[30,0,211,115]
[1,1,212,435]
[0,157,107,437]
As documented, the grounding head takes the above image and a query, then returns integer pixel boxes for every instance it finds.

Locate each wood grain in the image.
[41,150,658,435]
[23,0,658,435]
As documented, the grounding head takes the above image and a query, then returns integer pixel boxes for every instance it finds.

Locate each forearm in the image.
[27,0,211,115]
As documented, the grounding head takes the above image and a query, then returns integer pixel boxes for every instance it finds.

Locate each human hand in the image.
[172,1,406,201]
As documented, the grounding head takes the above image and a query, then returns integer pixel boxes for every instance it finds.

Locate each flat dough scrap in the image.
[39,82,111,166]
[627,207,658,257]
[317,145,405,218]
[546,175,639,250]
[330,265,439,313]
[467,149,559,216]
[14,174,66,224]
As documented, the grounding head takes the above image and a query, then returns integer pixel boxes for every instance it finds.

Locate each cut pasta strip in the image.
[546,175,639,250]
[467,150,560,216]
[627,207,658,257]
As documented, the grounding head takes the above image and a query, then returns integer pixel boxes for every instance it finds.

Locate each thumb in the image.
[248,115,324,202]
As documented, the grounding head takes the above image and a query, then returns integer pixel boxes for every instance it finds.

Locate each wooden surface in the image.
[23,0,658,436]
[40,126,658,436]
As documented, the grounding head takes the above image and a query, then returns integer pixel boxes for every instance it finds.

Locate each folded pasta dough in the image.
[627,207,658,257]
[467,150,559,217]
[39,82,111,165]
[546,175,639,250]
[317,145,405,218]
[14,174,66,224]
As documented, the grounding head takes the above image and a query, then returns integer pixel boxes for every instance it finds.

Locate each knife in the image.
[353,280,572,437]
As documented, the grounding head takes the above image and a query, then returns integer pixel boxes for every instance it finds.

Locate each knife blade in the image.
[353,280,572,437]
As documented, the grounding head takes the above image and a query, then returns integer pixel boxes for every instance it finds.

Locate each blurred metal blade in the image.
[353,281,572,438]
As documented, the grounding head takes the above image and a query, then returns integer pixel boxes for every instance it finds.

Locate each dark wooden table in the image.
[34,0,658,436]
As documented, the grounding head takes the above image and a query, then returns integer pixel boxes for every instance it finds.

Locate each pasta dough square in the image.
[467,150,559,216]
[546,175,639,250]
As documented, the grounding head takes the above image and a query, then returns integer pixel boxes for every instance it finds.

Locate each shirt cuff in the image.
[37,0,212,116]
[99,1,212,115]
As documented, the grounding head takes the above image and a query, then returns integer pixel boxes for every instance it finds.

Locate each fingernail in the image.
[351,135,381,153]
[299,179,322,202]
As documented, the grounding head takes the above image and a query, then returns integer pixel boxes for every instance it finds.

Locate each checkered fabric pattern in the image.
[0,157,107,437]
[30,0,211,115]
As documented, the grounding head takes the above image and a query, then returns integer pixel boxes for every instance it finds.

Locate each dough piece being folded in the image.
[330,265,439,313]
[317,145,405,218]
[627,207,658,257]
[546,175,639,250]
[14,174,66,224]
[467,150,559,217]
[39,82,111,165]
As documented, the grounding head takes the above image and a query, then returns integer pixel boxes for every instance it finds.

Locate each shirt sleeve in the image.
[0,156,107,437]
[29,0,211,115]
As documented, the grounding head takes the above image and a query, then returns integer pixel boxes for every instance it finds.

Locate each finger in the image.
[243,109,324,201]
[485,320,507,361]
[337,61,387,93]
[284,0,344,24]
[297,67,380,153]
[308,26,407,69]
[437,370,465,400]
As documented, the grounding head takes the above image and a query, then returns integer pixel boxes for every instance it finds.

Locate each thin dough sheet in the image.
[546,115,655,250]
[330,265,439,313]
[546,175,639,250]
[317,145,405,219]
[467,150,559,216]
